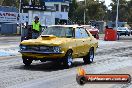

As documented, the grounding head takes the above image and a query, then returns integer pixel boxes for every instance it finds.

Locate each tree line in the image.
[69,0,132,24]
[0,0,132,24]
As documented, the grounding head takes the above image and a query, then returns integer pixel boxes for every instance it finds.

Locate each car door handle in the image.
[90,38,92,41]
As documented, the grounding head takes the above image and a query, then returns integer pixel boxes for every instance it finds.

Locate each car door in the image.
[74,27,86,57]
[65,27,78,58]
[79,28,92,56]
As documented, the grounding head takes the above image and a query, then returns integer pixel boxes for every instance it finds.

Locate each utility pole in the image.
[19,0,24,35]
[116,0,119,28]
[19,0,22,35]
[84,0,86,25]
[19,0,21,19]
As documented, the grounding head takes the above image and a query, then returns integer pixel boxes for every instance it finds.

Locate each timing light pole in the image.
[116,0,119,28]
[84,0,86,25]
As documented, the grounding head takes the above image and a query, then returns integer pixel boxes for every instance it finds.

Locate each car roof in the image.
[48,25,83,28]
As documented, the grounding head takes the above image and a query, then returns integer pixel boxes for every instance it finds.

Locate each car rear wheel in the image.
[83,48,94,64]
[22,56,32,66]
[63,50,73,68]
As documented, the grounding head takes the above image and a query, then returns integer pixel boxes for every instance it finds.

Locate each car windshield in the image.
[41,26,74,38]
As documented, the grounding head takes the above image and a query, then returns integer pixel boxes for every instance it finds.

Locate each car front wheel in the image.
[83,48,94,64]
[63,50,73,68]
[22,56,32,66]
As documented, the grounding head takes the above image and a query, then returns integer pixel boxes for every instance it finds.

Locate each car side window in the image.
[80,28,89,38]
[65,28,73,38]
[75,28,82,38]
[75,28,89,38]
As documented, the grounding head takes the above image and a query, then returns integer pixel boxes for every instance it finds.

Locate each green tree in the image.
[86,1,107,21]
[1,0,19,8]
[109,0,132,22]
[69,0,107,24]
[68,0,78,23]
[127,0,132,22]
[0,0,30,8]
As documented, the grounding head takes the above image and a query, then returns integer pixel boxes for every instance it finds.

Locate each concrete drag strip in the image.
[7,56,132,88]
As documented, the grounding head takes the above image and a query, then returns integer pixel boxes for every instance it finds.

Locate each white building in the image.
[21,0,70,26]
[45,0,70,24]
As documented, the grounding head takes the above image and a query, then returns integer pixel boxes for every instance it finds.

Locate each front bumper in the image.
[19,50,64,54]
[19,50,65,59]
[117,31,128,35]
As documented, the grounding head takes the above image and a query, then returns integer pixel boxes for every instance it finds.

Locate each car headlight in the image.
[53,46,61,53]
[20,45,27,50]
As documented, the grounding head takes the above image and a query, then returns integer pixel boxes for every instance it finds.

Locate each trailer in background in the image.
[89,21,106,33]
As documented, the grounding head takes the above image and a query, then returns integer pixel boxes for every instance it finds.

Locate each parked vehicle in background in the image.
[130,28,132,35]
[19,25,98,68]
[82,25,99,39]
[117,27,131,36]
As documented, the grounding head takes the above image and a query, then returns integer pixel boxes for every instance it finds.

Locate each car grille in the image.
[27,46,40,51]
[40,46,54,52]
[26,46,54,52]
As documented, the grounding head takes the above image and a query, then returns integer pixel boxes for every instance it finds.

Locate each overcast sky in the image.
[99,0,112,9]
[103,0,111,7]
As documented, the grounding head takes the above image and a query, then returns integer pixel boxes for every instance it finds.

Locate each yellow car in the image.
[19,25,98,68]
